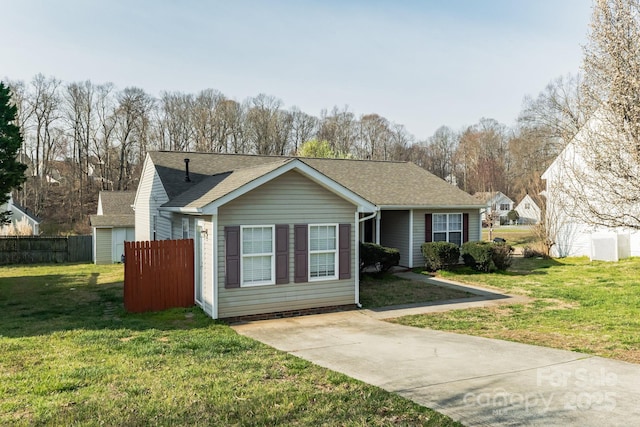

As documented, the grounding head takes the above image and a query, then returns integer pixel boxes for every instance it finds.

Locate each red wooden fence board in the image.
[124,239,195,313]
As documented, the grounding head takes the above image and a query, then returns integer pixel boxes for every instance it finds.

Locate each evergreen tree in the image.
[0,82,27,225]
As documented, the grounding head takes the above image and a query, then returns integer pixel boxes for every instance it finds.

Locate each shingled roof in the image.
[148,151,484,209]
[90,191,135,228]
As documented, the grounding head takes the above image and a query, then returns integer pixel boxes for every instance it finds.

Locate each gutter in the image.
[378,205,485,210]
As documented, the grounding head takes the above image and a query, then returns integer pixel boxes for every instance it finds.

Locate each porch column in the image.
[375,211,381,245]
[408,209,414,268]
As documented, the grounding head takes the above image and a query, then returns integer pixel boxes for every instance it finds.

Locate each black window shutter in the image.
[275,224,289,284]
[463,213,469,243]
[294,224,308,283]
[338,223,351,280]
[224,226,240,288]
[425,214,432,242]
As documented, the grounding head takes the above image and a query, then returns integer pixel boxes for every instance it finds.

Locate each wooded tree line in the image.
[5,70,583,234]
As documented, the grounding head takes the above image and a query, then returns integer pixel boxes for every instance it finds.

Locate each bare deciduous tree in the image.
[552,0,640,230]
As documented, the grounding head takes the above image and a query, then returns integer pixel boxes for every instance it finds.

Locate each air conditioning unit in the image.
[590,232,631,262]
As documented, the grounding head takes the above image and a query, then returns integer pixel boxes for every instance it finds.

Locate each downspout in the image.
[355,210,379,308]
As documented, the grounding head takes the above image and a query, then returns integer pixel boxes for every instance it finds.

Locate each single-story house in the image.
[134,151,485,319]
[541,113,640,259]
[90,191,135,264]
[473,191,514,226]
[0,193,40,235]
[514,194,542,225]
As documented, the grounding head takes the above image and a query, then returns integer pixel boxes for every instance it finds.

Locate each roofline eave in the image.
[159,206,203,214]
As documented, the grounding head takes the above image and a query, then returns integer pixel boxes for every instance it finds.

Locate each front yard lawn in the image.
[0,263,460,426]
[359,272,474,308]
[393,257,640,363]
[482,225,537,247]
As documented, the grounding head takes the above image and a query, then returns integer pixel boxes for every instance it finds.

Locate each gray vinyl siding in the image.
[94,228,112,264]
[217,170,357,318]
[380,210,411,267]
[135,157,170,241]
[171,214,196,240]
[411,209,481,267]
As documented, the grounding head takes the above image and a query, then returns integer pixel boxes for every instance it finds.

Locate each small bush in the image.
[421,242,460,271]
[360,242,400,273]
[523,246,547,258]
[491,242,513,270]
[461,241,513,272]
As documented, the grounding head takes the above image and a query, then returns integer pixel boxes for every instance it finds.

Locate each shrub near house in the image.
[461,241,512,272]
[421,242,460,271]
[360,242,400,273]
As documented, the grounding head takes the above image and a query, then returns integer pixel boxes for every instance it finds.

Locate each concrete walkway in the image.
[232,278,640,426]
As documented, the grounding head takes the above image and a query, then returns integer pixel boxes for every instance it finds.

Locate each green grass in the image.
[482,225,537,246]
[0,263,461,426]
[394,257,640,363]
[359,272,474,308]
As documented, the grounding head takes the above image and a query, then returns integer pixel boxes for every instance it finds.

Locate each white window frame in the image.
[500,203,510,211]
[240,225,275,287]
[432,213,463,246]
[308,223,338,282]
[182,218,190,239]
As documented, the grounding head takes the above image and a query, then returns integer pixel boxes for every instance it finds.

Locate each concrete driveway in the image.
[233,310,640,426]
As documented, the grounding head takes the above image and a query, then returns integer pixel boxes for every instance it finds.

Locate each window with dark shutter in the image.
[338,223,351,280]
[294,224,308,283]
[224,226,240,288]
[275,224,289,284]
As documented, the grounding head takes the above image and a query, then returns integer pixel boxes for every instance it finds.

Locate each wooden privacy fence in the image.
[0,235,92,265]
[124,239,195,313]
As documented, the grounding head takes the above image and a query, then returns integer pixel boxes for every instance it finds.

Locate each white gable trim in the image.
[200,159,377,215]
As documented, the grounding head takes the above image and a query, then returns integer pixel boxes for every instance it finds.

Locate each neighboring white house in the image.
[134,151,484,319]
[90,191,135,264]
[0,194,40,235]
[515,194,541,225]
[473,191,514,226]
[541,113,640,260]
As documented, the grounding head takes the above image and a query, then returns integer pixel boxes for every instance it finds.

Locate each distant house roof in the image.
[99,191,136,215]
[148,151,484,209]
[90,191,135,228]
[472,191,513,204]
[13,202,40,224]
[2,194,41,224]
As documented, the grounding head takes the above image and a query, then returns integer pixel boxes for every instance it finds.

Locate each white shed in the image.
[90,191,135,264]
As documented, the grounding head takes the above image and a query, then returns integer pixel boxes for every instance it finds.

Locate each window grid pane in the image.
[448,214,462,231]
[433,214,447,232]
[310,225,336,251]
[243,226,272,255]
[449,232,462,246]
[243,255,272,283]
[310,253,335,278]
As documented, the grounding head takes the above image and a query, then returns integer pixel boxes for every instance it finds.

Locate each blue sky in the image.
[1,0,592,139]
